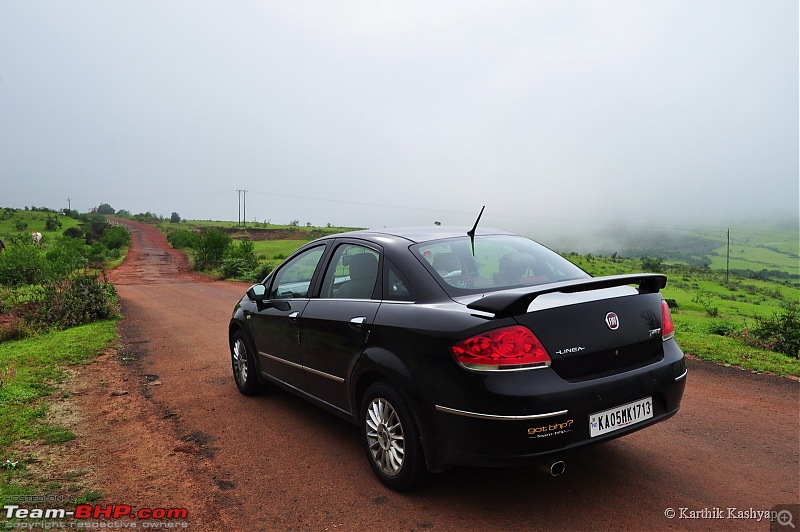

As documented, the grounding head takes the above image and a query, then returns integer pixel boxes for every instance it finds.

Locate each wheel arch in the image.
[351,347,446,474]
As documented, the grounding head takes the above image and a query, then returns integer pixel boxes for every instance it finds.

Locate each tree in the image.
[96,203,115,215]
[170,212,181,224]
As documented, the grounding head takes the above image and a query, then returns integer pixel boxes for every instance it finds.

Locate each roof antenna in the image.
[467,205,485,256]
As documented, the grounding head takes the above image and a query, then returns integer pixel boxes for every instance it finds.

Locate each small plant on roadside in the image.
[706,319,740,337]
[167,229,199,250]
[0,242,51,286]
[194,229,232,270]
[739,305,800,358]
[0,360,15,387]
[693,290,719,317]
[641,256,664,272]
[34,275,118,329]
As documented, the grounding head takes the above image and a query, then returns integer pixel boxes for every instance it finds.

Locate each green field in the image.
[0,208,83,247]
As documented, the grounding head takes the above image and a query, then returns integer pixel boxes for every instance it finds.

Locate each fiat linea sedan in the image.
[228,227,687,490]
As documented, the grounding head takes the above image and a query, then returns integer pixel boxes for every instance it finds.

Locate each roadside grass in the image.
[0,320,118,500]
[674,321,799,376]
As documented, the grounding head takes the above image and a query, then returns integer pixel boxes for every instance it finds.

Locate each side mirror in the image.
[246,285,291,312]
[246,284,267,302]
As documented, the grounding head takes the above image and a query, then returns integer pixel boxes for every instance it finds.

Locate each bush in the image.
[87,242,112,265]
[195,229,232,270]
[167,229,199,250]
[250,262,274,282]
[0,243,51,286]
[63,227,84,239]
[219,238,258,279]
[33,275,118,329]
[100,225,131,250]
[46,237,88,278]
[706,319,740,337]
[641,256,664,273]
[740,305,800,358]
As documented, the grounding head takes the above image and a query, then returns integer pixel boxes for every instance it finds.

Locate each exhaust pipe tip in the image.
[538,460,566,477]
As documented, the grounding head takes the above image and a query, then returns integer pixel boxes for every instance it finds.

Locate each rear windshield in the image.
[413,235,589,295]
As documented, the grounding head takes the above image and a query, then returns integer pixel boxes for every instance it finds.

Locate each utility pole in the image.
[236,190,248,227]
[243,190,248,228]
[726,228,730,284]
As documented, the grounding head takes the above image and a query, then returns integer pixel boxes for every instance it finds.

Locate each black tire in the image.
[360,382,428,491]
[230,330,262,395]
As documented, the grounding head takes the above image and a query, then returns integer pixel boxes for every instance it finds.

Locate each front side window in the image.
[414,235,589,295]
[269,246,325,299]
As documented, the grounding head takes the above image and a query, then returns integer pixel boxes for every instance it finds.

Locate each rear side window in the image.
[321,244,380,300]
[415,235,588,295]
[269,246,325,299]
[384,260,416,302]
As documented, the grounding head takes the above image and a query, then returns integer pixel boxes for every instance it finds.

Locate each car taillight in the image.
[451,325,551,371]
[661,300,675,341]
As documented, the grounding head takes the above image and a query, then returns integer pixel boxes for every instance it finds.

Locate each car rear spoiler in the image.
[467,274,667,318]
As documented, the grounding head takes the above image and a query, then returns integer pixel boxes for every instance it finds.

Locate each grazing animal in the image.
[31,232,42,245]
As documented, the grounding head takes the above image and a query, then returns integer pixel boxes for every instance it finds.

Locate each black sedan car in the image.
[228,226,687,490]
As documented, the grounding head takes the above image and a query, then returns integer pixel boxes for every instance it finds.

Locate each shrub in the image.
[250,262,274,282]
[0,243,51,286]
[693,290,719,318]
[219,238,258,279]
[87,242,111,265]
[100,225,131,250]
[740,305,800,358]
[195,229,232,270]
[167,229,199,250]
[34,275,118,329]
[641,256,664,272]
[44,215,62,231]
[706,319,740,337]
[63,227,84,239]
[46,238,88,278]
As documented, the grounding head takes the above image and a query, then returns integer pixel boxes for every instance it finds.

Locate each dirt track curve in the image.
[66,219,798,531]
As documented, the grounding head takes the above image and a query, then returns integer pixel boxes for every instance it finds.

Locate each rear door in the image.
[300,242,382,412]
[249,244,326,392]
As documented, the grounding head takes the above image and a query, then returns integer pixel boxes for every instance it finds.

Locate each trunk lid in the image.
[465,274,668,381]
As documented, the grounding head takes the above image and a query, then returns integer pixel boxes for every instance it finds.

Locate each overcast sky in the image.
[1,1,797,237]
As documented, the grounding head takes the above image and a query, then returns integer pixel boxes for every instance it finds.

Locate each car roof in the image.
[341,226,518,244]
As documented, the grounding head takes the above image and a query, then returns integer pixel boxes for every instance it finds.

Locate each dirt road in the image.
[70,219,798,531]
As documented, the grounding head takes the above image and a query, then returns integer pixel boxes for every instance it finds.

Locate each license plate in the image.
[589,397,653,438]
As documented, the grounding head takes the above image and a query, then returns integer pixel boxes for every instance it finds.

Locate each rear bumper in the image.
[424,341,687,468]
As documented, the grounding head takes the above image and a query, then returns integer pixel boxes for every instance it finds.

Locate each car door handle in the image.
[288,311,300,324]
[350,316,367,328]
